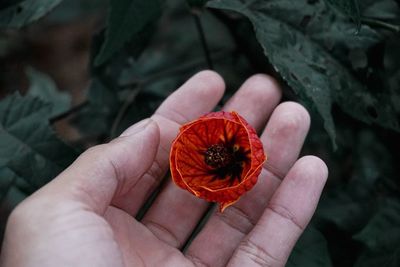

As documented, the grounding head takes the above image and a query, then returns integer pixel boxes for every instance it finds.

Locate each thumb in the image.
[39,118,160,214]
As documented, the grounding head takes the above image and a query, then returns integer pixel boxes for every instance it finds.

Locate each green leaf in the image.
[0,0,63,28]
[361,0,400,20]
[187,0,209,8]
[0,93,78,189]
[72,78,119,137]
[287,226,332,267]
[112,91,164,137]
[44,0,108,24]
[317,191,372,232]
[355,246,400,267]
[94,0,162,66]
[325,0,360,27]
[26,67,71,117]
[354,200,400,250]
[354,200,400,267]
[0,0,25,10]
[208,0,400,148]
[0,168,17,198]
[317,131,395,232]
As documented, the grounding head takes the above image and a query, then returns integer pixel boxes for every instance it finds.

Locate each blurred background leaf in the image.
[26,66,71,116]
[0,0,64,28]
[94,0,162,66]
[325,0,361,28]
[0,93,78,189]
[287,225,332,267]
[0,93,78,240]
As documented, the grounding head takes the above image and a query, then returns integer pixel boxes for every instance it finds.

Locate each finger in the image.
[142,74,282,248]
[32,119,160,215]
[185,102,310,266]
[103,206,195,267]
[223,74,282,129]
[228,156,328,267]
[112,70,225,215]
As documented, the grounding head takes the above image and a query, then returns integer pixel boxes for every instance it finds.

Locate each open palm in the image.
[0,71,328,267]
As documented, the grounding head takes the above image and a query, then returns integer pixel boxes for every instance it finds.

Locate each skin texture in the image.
[0,71,328,267]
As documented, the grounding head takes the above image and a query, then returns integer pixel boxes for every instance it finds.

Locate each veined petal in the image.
[170,111,266,212]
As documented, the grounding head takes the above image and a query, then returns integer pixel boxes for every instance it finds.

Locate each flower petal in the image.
[170,111,266,212]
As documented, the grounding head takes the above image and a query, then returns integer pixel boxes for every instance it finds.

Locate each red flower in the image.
[170,111,266,211]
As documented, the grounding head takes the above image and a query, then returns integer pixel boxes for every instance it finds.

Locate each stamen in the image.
[204,144,232,168]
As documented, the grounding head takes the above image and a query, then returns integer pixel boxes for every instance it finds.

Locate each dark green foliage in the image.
[208,0,400,148]
[25,67,71,117]
[0,93,78,188]
[0,93,78,239]
[0,0,64,28]
[187,0,209,8]
[94,0,162,66]
[317,130,395,232]
[325,0,361,27]
[353,200,400,266]
[287,226,332,267]
[1,0,400,265]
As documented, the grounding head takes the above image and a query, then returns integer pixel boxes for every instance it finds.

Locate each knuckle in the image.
[81,144,123,182]
[186,253,211,267]
[237,239,281,267]
[215,205,255,235]
[267,202,303,231]
[146,157,165,184]
[83,144,109,159]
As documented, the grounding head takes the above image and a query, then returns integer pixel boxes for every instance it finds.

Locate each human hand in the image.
[0,71,328,267]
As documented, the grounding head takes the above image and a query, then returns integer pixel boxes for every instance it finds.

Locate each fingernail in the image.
[120,119,153,137]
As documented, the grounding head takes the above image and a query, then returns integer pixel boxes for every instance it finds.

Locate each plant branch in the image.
[210,10,280,78]
[109,87,141,139]
[119,50,231,89]
[192,12,214,70]
[361,17,400,33]
[49,101,89,124]
[111,50,231,136]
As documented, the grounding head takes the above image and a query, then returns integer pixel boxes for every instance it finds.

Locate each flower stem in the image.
[192,12,214,70]
[49,101,88,124]
[361,17,400,33]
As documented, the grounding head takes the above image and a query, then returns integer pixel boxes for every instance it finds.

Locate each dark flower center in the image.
[204,144,233,168]
[203,143,250,185]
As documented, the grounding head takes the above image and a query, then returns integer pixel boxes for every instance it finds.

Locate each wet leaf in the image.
[208,0,400,148]
[325,0,360,27]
